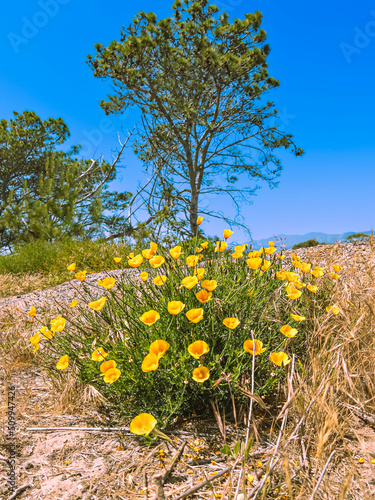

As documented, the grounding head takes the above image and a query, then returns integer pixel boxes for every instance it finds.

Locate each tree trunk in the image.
[189,192,199,238]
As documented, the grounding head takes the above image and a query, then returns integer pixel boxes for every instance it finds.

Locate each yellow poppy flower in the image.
[186,255,199,267]
[215,241,228,253]
[277,255,286,261]
[91,347,109,361]
[196,216,203,225]
[261,260,272,271]
[127,253,135,259]
[195,247,203,253]
[269,241,275,247]
[307,284,318,293]
[40,326,54,339]
[248,250,261,258]
[188,340,210,359]
[88,297,107,311]
[130,413,157,436]
[142,353,159,372]
[285,284,302,300]
[312,269,324,278]
[290,314,306,322]
[200,241,209,249]
[193,268,205,280]
[167,301,185,315]
[153,275,167,286]
[29,333,41,345]
[113,257,122,263]
[56,355,69,370]
[67,263,76,271]
[330,272,340,280]
[269,352,291,367]
[97,277,116,289]
[150,242,158,253]
[246,257,262,270]
[264,247,277,255]
[149,255,165,268]
[243,339,267,356]
[128,254,144,268]
[299,263,311,274]
[149,340,170,359]
[75,270,87,282]
[139,310,160,326]
[326,305,340,315]
[332,264,342,273]
[285,271,299,283]
[141,249,152,260]
[69,300,78,308]
[181,276,198,290]
[185,308,204,323]
[169,245,183,259]
[200,280,218,291]
[195,289,212,304]
[100,359,117,373]
[50,315,66,333]
[27,306,37,319]
[231,251,243,260]
[276,271,286,281]
[102,367,121,384]
[33,344,40,354]
[280,325,298,338]
[140,271,149,282]
[223,317,240,330]
[292,281,305,289]
[223,229,233,240]
[192,366,210,383]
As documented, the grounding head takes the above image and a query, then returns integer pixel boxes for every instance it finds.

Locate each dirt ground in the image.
[0,366,266,499]
[3,363,375,499]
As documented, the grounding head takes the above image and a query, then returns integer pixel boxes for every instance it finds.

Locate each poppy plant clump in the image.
[37,221,340,426]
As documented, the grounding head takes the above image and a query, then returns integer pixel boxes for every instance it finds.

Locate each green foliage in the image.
[292,238,322,250]
[0,111,133,250]
[88,0,303,239]
[37,239,331,426]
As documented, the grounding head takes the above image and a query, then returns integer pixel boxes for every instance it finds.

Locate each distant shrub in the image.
[292,238,322,250]
[345,233,370,243]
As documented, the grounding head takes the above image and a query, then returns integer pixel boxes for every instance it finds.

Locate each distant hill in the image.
[251,230,372,250]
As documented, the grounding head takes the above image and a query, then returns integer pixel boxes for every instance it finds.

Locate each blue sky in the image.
[1,0,374,243]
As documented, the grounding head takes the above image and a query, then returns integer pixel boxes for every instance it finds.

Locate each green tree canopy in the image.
[0,111,133,250]
[88,0,303,239]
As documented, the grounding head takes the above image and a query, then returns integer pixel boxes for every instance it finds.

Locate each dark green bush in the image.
[292,238,322,250]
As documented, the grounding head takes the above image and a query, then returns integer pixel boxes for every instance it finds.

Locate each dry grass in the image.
[267,242,375,499]
[0,273,50,299]
[1,242,375,499]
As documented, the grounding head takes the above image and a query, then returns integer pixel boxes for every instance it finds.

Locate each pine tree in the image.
[88,0,303,239]
[0,111,133,250]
